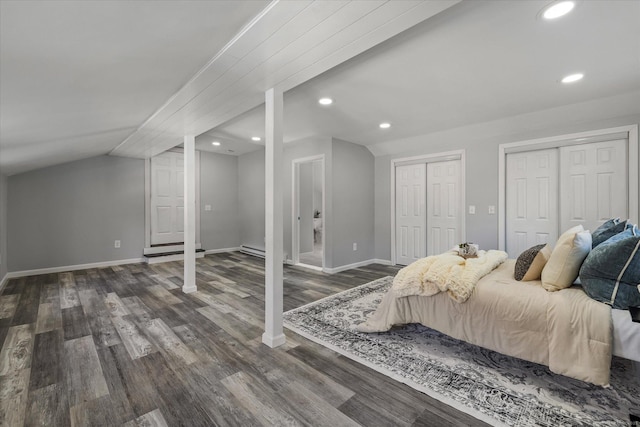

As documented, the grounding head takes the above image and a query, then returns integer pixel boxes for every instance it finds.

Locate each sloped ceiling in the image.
[0,0,269,175]
[2,1,639,174]
[206,0,640,154]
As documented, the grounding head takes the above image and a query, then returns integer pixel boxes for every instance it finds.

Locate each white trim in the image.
[5,258,146,279]
[390,150,466,265]
[144,158,151,248]
[498,124,639,251]
[291,154,325,270]
[296,263,323,272]
[323,258,379,274]
[372,259,392,266]
[145,151,201,248]
[0,273,9,293]
[261,333,287,348]
[204,247,241,255]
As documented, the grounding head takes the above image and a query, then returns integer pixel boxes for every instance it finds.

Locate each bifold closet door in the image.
[426,160,462,256]
[395,163,426,265]
[559,139,628,233]
[506,149,558,257]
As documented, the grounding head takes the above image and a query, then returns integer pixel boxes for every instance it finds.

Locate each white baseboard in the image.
[372,259,393,266]
[0,273,8,293]
[5,258,146,279]
[323,259,381,274]
[204,247,241,255]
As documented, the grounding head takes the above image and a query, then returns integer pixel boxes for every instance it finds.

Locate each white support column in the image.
[183,135,197,294]
[262,87,286,348]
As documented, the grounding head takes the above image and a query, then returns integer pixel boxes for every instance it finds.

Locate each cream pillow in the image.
[541,225,592,291]
[521,244,552,281]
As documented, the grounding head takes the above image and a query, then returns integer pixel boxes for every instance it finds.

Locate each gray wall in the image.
[237,148,266,251]
[373,92,640,261]
[8,155,145,271]
[331,138,375,266]
[199,151,240,250]
[0,173,7,281]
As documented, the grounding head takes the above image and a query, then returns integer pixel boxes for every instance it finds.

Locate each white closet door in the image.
[426,160,462,255]
[151,151,184,245]
[559,139,628,233]
[395,163,426,265]
[506,149,558,257]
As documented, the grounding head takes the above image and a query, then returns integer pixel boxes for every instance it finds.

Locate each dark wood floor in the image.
[0,252,489,426]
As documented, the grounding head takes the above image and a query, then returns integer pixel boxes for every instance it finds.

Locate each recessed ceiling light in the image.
[211,141,221,146]
[251,136,261,141]
[318,97,333,105]
[561,73,584,83]
[542,1,575,20]
[379,122,391,129]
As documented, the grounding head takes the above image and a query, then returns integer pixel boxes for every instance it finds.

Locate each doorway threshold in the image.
[295,263,323,272]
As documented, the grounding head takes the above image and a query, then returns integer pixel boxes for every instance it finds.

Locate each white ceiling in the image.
[210,0,640,154]
[1,1,639,174]
[0,0,269,175]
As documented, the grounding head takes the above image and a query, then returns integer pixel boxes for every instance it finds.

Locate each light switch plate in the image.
[468,205,476,214]
[488,205,496,214]
[204,204,212,211]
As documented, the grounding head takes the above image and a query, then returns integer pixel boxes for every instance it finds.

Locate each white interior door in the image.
[559,139,628,232]
[395,163,426,265]
[506,149,558,257]
[426,160,462,255]
[151,151,184,245]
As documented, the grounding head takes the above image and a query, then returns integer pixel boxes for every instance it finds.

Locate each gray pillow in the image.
[514,244,546,281]
[591,218,626,248]
[580,227,640,309]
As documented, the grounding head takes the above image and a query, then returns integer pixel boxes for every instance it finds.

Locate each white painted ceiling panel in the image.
[110,0,459,159]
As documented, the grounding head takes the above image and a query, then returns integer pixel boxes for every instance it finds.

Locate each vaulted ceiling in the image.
[1,1,639,175]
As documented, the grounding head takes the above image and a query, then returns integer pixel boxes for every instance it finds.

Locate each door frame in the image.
[291,154,325,270]
[498,124,639,251]
[145,148,201,248]
[390,150,466,265]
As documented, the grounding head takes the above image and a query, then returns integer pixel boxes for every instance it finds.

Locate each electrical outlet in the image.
[353,242,357,251]
[468,205,476,214]
[204,204,212,211]
[488,205,496,214]
[114,240,121,248]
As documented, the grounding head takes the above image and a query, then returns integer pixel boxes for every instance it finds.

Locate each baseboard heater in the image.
[240,245,266,259]
[239,245,287,263]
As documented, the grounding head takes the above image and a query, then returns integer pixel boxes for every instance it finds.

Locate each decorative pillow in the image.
[580,233,640,309]
[541,225,591,291]
[591,218,626,248]
[514,244,551,281]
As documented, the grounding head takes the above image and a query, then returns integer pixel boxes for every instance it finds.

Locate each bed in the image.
[357,258,640,387]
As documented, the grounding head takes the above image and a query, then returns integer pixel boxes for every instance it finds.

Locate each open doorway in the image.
[292,156,324,269]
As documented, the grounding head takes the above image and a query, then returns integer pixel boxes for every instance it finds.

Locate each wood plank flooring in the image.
[0,252,490,426]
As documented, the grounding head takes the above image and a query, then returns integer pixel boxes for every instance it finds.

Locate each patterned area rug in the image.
[283,277,640,427]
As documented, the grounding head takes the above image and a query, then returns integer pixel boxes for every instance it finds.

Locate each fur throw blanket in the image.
[392,250,508,303]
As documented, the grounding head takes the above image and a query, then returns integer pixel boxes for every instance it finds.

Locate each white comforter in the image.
[358,260,613,386]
